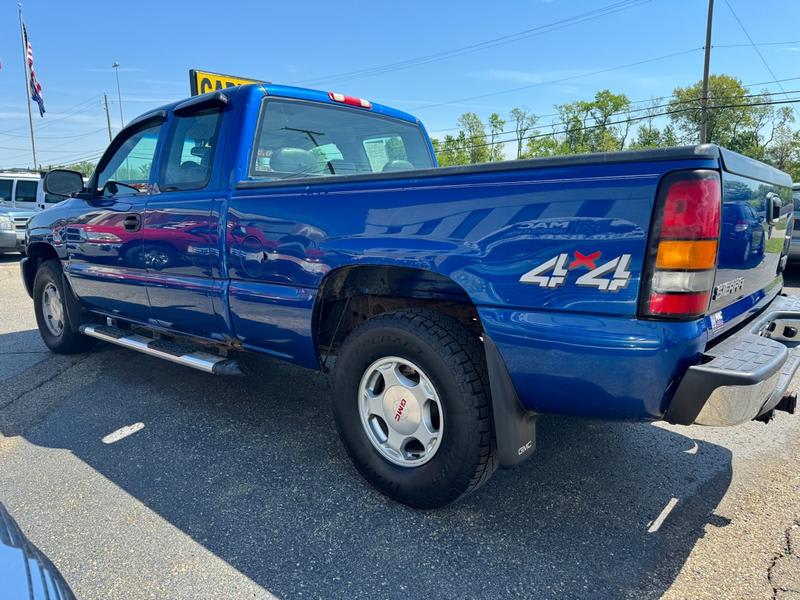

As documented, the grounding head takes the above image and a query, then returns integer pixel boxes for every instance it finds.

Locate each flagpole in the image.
[18,3,38,171]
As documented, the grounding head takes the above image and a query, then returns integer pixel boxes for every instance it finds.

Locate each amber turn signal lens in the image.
[655,240,718,270]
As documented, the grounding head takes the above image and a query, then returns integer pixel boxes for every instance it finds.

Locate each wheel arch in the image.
[312,264,483,359]
[20,241,59,299]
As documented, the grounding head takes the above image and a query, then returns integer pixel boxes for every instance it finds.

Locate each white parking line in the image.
[647,497,679,533]
[102,422,145,444]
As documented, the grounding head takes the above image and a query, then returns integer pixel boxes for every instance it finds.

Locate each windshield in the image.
[793,190,800,212]
[250,99,434,180]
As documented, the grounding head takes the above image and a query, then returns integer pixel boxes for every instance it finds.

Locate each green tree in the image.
[669,75,759,150]
[458,112,490,164]
[629,99,680,149]
[488,113,506,162]
[54,160,95,177]
[766,110,800,176]
[557,89,631,154]
[525,131,560,158]
[510,108,537,159]
[432,133,471,166]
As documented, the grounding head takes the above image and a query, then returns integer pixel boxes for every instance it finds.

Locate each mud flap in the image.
[483,335,537,468]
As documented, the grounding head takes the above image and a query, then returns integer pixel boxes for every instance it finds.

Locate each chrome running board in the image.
[80,324,242,375]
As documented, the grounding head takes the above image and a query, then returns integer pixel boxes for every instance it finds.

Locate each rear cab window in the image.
[250,99,434,180]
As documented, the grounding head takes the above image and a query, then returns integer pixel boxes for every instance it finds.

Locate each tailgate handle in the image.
[768,192,782,224]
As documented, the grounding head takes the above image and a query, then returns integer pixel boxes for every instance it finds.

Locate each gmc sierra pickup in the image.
[21,83,799,508]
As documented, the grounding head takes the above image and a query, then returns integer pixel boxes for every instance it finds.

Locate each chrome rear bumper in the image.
[665,293,800,426]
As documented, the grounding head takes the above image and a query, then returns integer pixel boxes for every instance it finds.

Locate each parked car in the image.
[0,171,67,210]
[0,502,76,599]
[720,201,766,265]
[790,183,800,260]
[21,84,799,508]
[0,171,40,210]
[0,206,36,255]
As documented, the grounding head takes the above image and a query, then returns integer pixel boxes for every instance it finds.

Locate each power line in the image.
[0,96,101,137]
[0,127,107,140]
[435,88,800,147]
[431,72,800,138]
[722,0,800,120]
[714,39,800,48]
[292,0,653,86]
[414,47,703,111]
[449,96,800,153]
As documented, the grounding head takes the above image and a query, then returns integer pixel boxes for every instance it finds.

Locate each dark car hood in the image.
[0,502,76,599]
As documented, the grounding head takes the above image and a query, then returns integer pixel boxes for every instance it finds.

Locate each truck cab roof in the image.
[143,83,423,128]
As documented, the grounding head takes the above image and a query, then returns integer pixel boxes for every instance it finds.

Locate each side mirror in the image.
[767,192,782,224]
[43,169,84,197]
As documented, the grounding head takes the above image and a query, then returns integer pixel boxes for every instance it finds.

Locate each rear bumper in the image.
[665,293,800,426]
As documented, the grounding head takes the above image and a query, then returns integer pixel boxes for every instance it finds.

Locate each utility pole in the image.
[18,3,37,171]
[103,94,113,141]
[700,0,715,144]
[112,62,124,127]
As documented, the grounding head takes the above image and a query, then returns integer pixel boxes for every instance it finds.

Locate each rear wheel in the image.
[333,309,496,508]
[33,259,94,354]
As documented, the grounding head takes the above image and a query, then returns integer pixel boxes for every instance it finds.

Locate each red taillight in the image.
[328,92,372,109]
[640,170,722,319]
[659,177,721,239]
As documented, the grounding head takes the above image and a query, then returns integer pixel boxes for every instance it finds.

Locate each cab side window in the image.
[15,180,37,203]
[0,179,12,203]
[96,122,163,196]
[159,110,223,192]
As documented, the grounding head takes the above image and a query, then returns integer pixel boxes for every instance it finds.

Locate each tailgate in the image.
[708,148,793,334]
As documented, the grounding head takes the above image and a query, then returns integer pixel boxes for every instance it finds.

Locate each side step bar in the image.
[80,324,242,375]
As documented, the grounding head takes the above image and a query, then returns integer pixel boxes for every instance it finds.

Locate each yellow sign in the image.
[189,69,264,96]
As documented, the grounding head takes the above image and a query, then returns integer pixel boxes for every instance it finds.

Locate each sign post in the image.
[189,69,265,96]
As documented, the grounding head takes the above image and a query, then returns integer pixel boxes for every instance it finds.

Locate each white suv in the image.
[0,171,71,211]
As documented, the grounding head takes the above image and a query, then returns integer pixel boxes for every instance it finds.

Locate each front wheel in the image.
[33,259,94,354]
[333,309,496,508]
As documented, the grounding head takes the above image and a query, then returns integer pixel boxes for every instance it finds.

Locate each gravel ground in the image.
[1,252,799,599]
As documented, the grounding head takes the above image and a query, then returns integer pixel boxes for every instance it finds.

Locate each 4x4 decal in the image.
[520,251,632,291]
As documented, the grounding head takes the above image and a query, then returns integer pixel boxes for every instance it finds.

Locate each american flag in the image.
[22,24,45,117]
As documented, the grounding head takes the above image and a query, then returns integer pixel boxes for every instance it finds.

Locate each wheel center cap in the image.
[382,385,421,435]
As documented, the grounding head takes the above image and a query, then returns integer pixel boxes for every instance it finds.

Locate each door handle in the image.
[123,214,141,232]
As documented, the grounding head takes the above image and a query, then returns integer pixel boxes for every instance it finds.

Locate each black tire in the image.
[33,259,94,354]
[333,308,496,508]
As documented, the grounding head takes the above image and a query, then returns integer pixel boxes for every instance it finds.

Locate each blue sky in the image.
[1,0,799,169]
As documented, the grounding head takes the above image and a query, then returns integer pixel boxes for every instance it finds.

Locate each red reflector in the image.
[660,177,721,239]
[328,92,372,109]
[648,292,711,317]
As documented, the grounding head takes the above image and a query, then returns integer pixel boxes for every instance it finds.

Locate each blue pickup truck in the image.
[21,84,799,508]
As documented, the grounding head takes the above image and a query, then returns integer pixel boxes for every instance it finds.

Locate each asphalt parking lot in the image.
[1,252,800,599]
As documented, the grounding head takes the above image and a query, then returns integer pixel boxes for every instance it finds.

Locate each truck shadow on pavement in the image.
[0,253,23,264]
[7,347,732,599]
